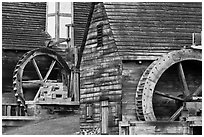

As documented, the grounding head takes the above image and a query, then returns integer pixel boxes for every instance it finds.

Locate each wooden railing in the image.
[2,103,25,116]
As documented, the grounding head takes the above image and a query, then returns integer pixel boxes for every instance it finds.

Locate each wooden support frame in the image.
[119,121,190,135]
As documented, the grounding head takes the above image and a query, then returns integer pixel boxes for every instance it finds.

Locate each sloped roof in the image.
[2,2,50,50]
[103,2,202,60]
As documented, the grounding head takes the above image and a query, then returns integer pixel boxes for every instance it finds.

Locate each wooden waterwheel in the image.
[13,48,71,111]
[135,49,202,121]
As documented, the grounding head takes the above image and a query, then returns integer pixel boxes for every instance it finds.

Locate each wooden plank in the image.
[104,4,201,11]
[107,15,201,23]
[35,101,79,106]
[105,8,201,15]
[112,30,197,37]
[107,12,201,20]
[101,100,109,134]
[104,2,201,8]
[6,106,11,116]
[2,105,7,116]
[120,121,189,135]
[2,116,37,120]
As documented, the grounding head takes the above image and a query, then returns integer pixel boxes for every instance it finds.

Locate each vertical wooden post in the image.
[6,105,11,116]
[192,33,195,45]
[66,23,79,102]
[101,97,109,135]
[19,106,22,116]
[55,2,60,44]
[2,105,7,116]
[15,105,19,116]
[74,48,79,101]
[70,2,74,47]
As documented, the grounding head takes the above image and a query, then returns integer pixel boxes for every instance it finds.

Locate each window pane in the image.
[47,2,55,14]
[60,2,71,13]
[47,16,55,38]
[60,17,71,38]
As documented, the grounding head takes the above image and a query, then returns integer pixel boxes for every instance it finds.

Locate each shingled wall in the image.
[80,3,122,134]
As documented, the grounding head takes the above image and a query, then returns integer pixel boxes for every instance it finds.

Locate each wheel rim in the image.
[135,49,202,121]
[13,48,71,103]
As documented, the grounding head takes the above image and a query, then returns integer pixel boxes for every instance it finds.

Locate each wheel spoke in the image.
[155,90,184,101]
[178,63,189,96]
[193,84,202,96]
[22,80,43,88]
[43,60,56,81]
[32,59,43,80]
[185,84,202,101]
[169,106,184,121]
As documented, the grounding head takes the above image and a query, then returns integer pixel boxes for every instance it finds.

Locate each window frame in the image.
[46,2,73,42]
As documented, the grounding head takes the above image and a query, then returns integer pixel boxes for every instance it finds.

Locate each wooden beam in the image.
[6,106,11,116]
[185,84,202,101]
[155,90,184,101]
[169,106,184,121]
[76,3,96,69]
[44,60,56,81]
[32,59,43,80]
[22,80,42,88]
[178,63,189,96]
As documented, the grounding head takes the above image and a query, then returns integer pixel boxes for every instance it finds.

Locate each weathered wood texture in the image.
[103,2,202,60]
[79,2,202,134]
[80,3,122,134]
[2,2,49,104]
[2,2,75,103]
[2,2,49,50]
[122,61,151,121]
[73,2,92,48]
[119,121,189,135]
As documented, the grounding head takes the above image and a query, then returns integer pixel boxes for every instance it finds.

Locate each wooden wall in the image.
[73,2,91,48]
[2,2,48,103]
[80,2,202,135]
[2,2,48,50]
[80,3,122,134]
[104,2,202,60]
[122,61,151,121]
[2,2,92,104]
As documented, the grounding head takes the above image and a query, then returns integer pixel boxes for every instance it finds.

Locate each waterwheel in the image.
[13,48,71,111]
[135,49,202,121]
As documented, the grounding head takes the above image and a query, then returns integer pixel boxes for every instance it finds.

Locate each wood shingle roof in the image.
[2,2,50,50]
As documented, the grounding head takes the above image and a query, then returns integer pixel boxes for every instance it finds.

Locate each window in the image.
[97,23,103,47]
[86,103,93,119]
[46,2,73,43]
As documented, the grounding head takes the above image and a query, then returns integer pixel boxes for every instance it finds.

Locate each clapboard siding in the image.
[80,3,122,134]
[2,2,49,50]
[74,2,92,47]
[104,2,202,60]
